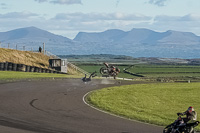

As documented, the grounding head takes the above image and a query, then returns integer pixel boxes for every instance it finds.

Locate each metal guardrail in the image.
[67,62,90,75]
[45,51,60,59]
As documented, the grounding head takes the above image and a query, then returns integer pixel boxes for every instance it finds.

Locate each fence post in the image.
[0,41,1,48]
[8,43,10,49]
[43,43,45,54]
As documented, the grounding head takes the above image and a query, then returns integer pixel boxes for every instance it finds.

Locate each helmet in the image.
[187,106,194,112]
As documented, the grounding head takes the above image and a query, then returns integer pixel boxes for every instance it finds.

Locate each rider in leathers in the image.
[177,106,197,133]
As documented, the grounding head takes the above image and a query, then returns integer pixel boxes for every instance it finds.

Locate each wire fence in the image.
[0,42,38,51]
[0,42,57,57]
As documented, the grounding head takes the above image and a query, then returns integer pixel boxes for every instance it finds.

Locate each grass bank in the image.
[87,82,200,130]
[0,48,50,68]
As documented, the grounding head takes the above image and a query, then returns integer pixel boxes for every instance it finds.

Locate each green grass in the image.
[128,65,200,73]
[0,71,81,80]
[87,82,200,130]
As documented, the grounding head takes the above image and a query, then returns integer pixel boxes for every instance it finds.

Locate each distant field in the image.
[78,64,200,81]
[128,65,200,73]
[60,54,142,65]
[127,65,200,80]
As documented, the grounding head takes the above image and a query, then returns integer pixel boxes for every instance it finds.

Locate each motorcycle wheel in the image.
[100,67,108,75]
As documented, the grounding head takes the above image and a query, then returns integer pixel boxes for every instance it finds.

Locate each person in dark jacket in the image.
[177,106,197,133]
[178,106,197,123]
[39,46,42,53]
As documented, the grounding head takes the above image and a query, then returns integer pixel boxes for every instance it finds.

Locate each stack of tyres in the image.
[7,62,13,71]
[38,68,42,73]
[4,62,8,71]
[0,62,4,71]
[17,64,26,72]
[26,65,30,72]
[12,63,17,71]
[30,66,35,72]
[34,67,39,72]
[42,68,46,73]
[46,69,49,73]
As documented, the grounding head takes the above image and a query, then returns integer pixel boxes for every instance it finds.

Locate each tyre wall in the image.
[0,62,66,74]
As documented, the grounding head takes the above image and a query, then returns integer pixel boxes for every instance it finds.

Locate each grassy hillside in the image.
[0,48,49,68]
[0,48,84,75]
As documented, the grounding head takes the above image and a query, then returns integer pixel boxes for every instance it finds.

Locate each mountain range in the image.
[1,26,200,58]
[74,28,200,45]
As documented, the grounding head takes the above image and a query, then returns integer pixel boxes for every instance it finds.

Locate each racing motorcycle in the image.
[100,63,120,79]
[163,113,199,133]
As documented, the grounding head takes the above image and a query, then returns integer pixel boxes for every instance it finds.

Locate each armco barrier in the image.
[0,62,65,74]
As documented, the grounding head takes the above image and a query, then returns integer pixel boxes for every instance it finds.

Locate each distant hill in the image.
[73,28,200,58]
[74,29,125,42]
[1,27,200,58]
[0,27,73,53]
[74,28,200,45]
[0,26,72,43]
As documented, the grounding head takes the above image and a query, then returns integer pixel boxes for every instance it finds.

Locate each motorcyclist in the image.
[110,65,120,78]
[177,106,197,133]
[103,62,120,75]
[101,63,120,79]
[164,107,198,133]
[178,106,197,123]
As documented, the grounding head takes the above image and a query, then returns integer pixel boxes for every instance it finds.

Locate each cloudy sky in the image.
[0,0,200,39]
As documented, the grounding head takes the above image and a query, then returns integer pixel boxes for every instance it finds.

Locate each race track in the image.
[0,79,163,133]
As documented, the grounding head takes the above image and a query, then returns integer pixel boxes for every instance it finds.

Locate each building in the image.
[49,59,67,73]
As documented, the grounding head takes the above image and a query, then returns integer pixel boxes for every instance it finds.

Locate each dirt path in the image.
[0,79,163,133]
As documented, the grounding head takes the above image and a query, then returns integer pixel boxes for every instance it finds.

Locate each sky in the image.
[0,0,200,39]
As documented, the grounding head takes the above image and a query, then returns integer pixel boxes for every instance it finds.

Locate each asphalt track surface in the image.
[0,79,163,133]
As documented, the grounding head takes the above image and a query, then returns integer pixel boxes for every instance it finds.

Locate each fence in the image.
[67,62,90,75]
[0,43,40,52]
